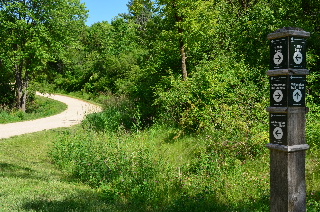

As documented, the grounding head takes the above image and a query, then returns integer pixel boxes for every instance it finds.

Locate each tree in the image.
[0,0,87,111]
[127,0,155,31]
[130,0,218,81]
[127,0,190,80]
[157,0,189,80]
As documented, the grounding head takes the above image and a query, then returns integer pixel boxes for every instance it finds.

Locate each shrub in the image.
[154,56,269,133]
[0,82,15,108]
[306,100,320,149]
[82,95,142,132]
[50,129,173,209]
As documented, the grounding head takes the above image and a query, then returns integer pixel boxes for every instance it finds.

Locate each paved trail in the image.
[0,92,102,139]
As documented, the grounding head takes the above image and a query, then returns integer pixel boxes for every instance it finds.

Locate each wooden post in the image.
[266,27,310,212]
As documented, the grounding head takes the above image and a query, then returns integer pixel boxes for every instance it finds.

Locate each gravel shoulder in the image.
[0,92,102,139]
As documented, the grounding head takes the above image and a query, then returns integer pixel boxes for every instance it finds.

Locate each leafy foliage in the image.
[0,0,318,209]
[49,0,320,133]
[1,0,319,129]
[155,57,268,132]
[0,0,87,110]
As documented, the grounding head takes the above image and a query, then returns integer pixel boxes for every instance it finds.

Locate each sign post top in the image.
[267,27,310,40]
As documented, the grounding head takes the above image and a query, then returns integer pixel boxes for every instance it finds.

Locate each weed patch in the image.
[51,124,271,211]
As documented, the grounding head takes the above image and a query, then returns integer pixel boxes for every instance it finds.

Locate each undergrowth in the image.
[49,94,320,211]
[51,118,271,211]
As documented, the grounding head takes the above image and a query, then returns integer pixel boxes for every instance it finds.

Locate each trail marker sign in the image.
[267,27,310,212]
[270,113,287,145]
[269,29,308,70]
[289,75,306,107]
[270,76,287,107]
[270,38,288,69]
[289,37,307,69]
[270,75,306,107]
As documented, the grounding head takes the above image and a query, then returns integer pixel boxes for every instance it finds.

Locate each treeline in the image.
[1,0,320,132]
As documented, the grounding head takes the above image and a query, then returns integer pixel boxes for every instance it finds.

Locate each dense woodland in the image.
[0,0,319,132]
[1,0,320,210]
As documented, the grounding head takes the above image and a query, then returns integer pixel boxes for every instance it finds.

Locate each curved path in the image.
[0,92,102,139]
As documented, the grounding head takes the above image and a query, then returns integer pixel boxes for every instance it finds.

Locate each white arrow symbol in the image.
[293,89,302,102]
[273,127,283,140]
[273,90,283,102]
[293,52,303,64]
[273,52,283,65]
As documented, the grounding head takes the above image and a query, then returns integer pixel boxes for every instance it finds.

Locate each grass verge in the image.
[50,115,320,211]
[0,95,67,124]
[0,129,113,212]
[1,124,320,211]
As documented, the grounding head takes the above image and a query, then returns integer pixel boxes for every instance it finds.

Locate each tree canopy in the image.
[0,0,87,111]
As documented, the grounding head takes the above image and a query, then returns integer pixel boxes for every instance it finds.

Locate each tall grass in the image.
[49,95,320,211]
[51,119,270,211]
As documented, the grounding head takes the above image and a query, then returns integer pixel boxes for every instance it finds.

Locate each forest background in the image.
[1,0,320,211]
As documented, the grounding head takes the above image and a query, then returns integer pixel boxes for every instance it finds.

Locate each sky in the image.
[81,0,130,26]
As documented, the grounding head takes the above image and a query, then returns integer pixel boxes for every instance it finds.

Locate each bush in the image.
[50,129,173,209]
[0,82,15,108]
[82,95,142,132]
[155,56,269,133]
[306,100,320,149]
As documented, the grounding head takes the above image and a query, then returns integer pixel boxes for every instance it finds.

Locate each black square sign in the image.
[270,76,288,107]
[270,38,288,70]
[270,113,287,145]
[270,75,306,107]
[288,75,306,107]
[289,37,307,69]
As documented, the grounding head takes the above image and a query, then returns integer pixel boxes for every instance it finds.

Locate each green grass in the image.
[50,124,271,211]
[0,95,67,124]
[1,95,320,211]
[49,121,320,211]
[0,129,114,212]
[1,124,320,211]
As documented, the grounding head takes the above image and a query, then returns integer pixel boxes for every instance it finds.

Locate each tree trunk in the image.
[172,1,188,81]
[180,42,187,81]
[15,63,28,112]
